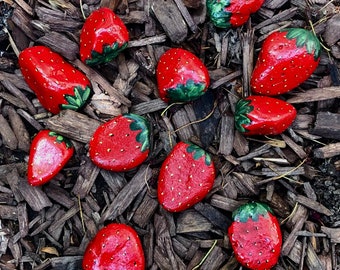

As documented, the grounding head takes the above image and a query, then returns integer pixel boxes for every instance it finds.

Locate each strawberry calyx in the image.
[124,113,150,152]
[61,85,91,111]
[186,142,212,166]
[85,42,128,66]
[232,202,273,222]
[234,99,253,133]
[48,131,73,149]
[166,79,207,102]
[282,28,321,60]
[206,0,232,28]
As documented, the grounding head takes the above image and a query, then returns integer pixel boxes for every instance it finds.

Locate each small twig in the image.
[281,202,299,224]
[192,240,218,270]
[309,19,330,52]
[78,195,86,234]
[3,27,20,57]
[172,100,218,134]
[79,0,87,20]
[271,158,307,181]
[161,102,184,117]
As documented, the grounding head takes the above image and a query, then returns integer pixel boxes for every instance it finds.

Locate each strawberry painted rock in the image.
[158,141,215,212]
[234,96,297,136]
[82,223,145,270]
[19,46,91,114]
[228,202,282,270]
[156,48,210,103]
[207,0,265,28]
[79,7,129,66]
[27,130,74,186]
[89,113,150,172]
[251,28,321,96]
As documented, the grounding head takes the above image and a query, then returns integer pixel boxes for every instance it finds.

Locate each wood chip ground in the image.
[0,0,339,269]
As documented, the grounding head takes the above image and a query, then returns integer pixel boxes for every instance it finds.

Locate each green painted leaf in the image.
[234,99,254,133]
[61,86,91,111]
[48,131,73,148]
[186,142,212,166]
[124,113,150,152]
[206,0,232,28]
[166,79,206,102]
[283,28,321,60]
[86,42,128,66]
[232,202,273,223]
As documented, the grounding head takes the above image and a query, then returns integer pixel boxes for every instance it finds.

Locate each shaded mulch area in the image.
[0,0,340,269]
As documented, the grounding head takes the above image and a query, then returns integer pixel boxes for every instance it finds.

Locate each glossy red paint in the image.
[89,113,150,172]
[27,130,74,186]
[251,28,321,96]
[156,48,210,103]
[207,0,265,28]
[158,141,215,212]
[82,223,145,270]
[228,202,282,270]
[234,96,297,136]
[79,7,129,65]
[19,46,91,114]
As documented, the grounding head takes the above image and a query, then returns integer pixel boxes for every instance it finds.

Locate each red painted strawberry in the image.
[79,7,129,66]
[206,0,265,28]
[156,48,210,103]
[251,28,321,96]
[228,202,282,270]
[19,46,91,114]
[82,223,145,270]
[234,96,296,136]
[158,141,215,212]
[27,130,74,186]
[89,113,150,172]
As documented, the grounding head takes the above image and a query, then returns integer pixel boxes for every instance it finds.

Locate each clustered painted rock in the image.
[82,223,145,270]
[206,0,265,29]
[158,141,215,212]
[228,202,282,270]
[156,48,210,103]
[18,4,321,269]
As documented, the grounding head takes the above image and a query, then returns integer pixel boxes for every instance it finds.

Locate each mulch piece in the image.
[0,0,339,269]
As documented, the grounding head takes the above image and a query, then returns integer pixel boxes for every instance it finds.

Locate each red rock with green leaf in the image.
[19,46,91,114]
[158,141,215,212]
[156,48,210,103]
[228,202,282,270]
[234,95,296,136]
[89,113,150,172]
[79,7,129,66]
[206,0,265,28]
[251,28,321,95]
[82,223,145,270]
[27,130,74,186]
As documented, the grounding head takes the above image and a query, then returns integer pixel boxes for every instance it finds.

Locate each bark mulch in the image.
[0,0,340,269]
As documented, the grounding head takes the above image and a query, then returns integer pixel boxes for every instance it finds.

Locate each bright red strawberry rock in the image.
[19,46,91,114]
[158,141,215,212]
[228,202,282,270]
[79,7,129,66]
[89,113,150,172]
[234,96,296,136]
[156,48,210,103]
[27,130,74,186]
[206,0,265,28]
[82,223,145,270]
[251,28,321,96]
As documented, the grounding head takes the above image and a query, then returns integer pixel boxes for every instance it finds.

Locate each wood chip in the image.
[100,165,152,222]
[151,0,188,43]
[44,110,101,143]
[312,112,340,140]
[286,87,340,103]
